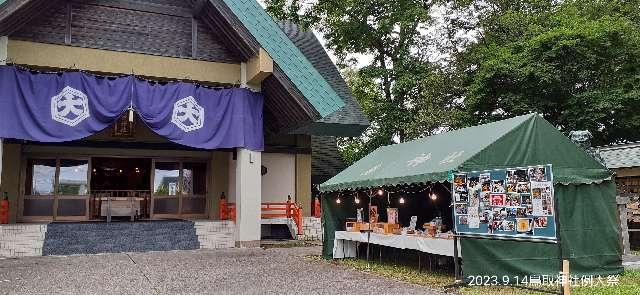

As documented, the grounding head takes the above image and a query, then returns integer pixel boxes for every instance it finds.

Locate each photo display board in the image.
[453,164,557,241]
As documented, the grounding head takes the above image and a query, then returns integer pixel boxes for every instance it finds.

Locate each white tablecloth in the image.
[333,231,460,258]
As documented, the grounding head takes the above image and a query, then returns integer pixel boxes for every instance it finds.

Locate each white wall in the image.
[229,152,296,204]
[261,153,295,203]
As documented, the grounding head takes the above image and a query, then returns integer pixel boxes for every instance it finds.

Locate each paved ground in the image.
[0,246,442,295]
[623,254,640,270]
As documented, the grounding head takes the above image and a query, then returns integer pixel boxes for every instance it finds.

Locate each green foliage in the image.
[264,0,316,31]
[458,0,640,145]
[266,0,640,164]
[311,0,464,164]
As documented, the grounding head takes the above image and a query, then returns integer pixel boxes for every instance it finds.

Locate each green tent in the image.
[319,113,622,278]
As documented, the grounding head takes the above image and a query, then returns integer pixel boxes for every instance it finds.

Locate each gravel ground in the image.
[0,246,443,295]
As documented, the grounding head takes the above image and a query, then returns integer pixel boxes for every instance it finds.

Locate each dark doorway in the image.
[89,157,152,220]
[91,158,151,191]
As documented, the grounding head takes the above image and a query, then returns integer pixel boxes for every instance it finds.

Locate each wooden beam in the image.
[7,40,241,85]
[295,153,312,217]
[616,167,640,177]
[191,17,198,58]
[79,0,193,18]
[0,35,6,189]
[618,195,631,255]
[246,48,273,85]
[64,2,71,45]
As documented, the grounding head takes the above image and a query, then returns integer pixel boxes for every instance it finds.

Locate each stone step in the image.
[43,234,198,247]
[45,221,194,233]
[44,228,196,239]
[42,221,200,256]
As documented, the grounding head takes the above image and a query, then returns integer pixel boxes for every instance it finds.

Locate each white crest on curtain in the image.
[50,86,90,127]
[171,96,204,132]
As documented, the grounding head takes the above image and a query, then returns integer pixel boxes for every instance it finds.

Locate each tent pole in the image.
[366,192,373,268]
[553,184,565,295]
[453,233,461,282]
[450,177,462,282]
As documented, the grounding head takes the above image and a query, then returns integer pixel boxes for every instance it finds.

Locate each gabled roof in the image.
[221,0,344,118]
[599,142,640,169]
[1,0,357,134]
[278,22,369,137]
[320,114,612,192]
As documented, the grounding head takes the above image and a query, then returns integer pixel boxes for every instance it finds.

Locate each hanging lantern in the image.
[128,106,134,122]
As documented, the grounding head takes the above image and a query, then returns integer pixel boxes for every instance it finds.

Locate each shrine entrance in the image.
[89,157,152,221]
[20,153,209,222]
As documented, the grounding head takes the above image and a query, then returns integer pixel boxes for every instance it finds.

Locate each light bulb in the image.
[354,197,360,204]
[431,194,437,201]
[399,197,405,204]
[336,198,341,204]
[377,189,384,196]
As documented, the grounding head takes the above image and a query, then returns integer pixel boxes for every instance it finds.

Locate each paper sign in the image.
[532,199,544,216]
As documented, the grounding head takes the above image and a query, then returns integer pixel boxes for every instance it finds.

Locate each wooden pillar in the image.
[295,153,312,217]
[0,143,21,223]
[0,36,7,189]
[617,195,631,255]
[209,151,229,219]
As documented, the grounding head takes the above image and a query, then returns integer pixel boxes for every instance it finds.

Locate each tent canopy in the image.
[320,113,611,192]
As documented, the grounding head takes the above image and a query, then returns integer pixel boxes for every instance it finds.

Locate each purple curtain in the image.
[0,66,132,142]
[133,79,264,151]
[0,66,264,151]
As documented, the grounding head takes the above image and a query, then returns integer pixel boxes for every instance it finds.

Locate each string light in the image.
[399,197,405,204]
[336,197,341,204]
[333,184,443,204]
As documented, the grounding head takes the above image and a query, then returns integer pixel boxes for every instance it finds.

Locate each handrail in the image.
[219,197,303,236]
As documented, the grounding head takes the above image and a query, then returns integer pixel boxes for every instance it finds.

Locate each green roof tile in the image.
[221,0,344,117]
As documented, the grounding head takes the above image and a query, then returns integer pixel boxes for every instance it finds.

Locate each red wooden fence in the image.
[219,198,302,236]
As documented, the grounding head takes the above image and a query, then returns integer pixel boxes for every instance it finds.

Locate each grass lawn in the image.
[307,256,640,295]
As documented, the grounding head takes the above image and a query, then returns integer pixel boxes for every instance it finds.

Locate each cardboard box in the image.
[372,223,400,235]
[346,222,361,232]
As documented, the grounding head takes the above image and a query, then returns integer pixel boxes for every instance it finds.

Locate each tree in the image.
[263,0,316,31]
[456,0,640,145]
[266,0,464,164]
[265,0,640,164]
